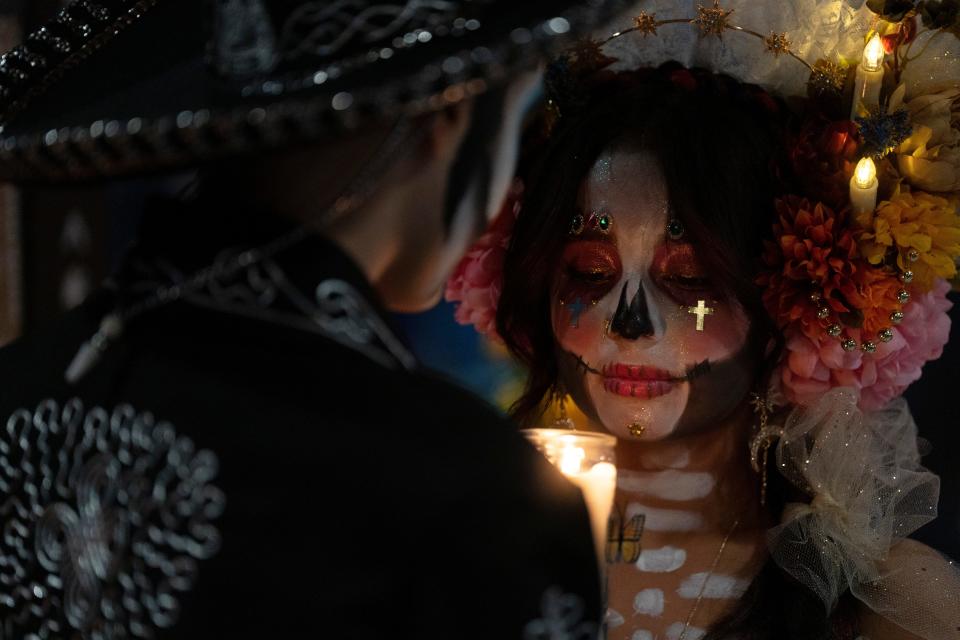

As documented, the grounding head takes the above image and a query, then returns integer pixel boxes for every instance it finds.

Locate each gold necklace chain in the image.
[677,516,742,640]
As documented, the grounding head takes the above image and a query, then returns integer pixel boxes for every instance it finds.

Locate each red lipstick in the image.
[601,363,678,399]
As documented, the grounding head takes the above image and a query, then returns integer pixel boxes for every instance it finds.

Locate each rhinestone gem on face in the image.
[861,341,877,354]
[907,249,920,262]
[900,270,914,284]
[878,327,894,342]
[897,289,910,304]
[891,310,905,324]
[842,338,858,351]
[809,291,822,304]
[667,218,685,240]
[817,307,831,320]
[598,213,612,233]
[570,213,585,235]
[827,324,842,337]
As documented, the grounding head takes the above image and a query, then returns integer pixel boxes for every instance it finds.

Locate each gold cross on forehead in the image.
[687,300,714,331]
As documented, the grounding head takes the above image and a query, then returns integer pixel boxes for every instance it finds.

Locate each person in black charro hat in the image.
[0,1,627,638]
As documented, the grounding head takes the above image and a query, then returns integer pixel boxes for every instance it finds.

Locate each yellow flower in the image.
[895,89,960,192]
[856,188,960,291]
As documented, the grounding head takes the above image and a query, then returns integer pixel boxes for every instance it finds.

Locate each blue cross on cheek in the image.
[568,297,587,328]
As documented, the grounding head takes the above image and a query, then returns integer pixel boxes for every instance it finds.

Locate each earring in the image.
[602,319,611,339]
[748,391,782,506]
[553,388,576,430]
[628,422,646,438]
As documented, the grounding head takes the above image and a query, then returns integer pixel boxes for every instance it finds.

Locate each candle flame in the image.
[854,157,877,188]
[559,443,586,475]
[863,33,884,72]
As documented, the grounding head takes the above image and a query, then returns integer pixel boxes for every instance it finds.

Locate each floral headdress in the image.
[448,0,960,413]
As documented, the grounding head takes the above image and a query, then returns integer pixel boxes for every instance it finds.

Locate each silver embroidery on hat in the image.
[0,398,224,639]
[214,0,279,76]
[279,0,458,60]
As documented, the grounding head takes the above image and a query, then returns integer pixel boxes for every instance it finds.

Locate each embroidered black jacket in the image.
[0,202,602,639]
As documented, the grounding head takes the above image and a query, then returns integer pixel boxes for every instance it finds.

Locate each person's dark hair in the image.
[495,62,858,639]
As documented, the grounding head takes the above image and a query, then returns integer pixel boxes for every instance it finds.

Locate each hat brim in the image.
[0,0,627,184]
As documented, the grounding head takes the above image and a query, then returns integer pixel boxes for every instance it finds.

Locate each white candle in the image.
[851,33,885,118]
[559,444,617,562]
[850,156,879,215]
[523,429,618,569]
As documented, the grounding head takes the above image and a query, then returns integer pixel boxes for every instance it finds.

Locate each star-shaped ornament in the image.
[764,31,791,57]
[693,0,734,39]
[807,58,848,97]
[566,38,615,74]
[633,11,659,36]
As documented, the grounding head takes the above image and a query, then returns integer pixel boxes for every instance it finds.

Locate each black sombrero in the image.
[0,0,626,183]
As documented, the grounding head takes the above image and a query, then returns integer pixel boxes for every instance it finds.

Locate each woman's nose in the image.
[610,280,655,340]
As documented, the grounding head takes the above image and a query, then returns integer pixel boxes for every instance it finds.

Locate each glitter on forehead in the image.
[593,153,613,183]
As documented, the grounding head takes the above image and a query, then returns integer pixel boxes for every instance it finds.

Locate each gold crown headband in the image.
[569,0,959,112]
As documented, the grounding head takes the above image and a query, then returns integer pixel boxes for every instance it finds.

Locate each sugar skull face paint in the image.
[552,147,754,441]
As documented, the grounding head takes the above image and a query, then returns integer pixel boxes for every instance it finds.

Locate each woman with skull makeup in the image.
[499,64,827,640]
[447,26,960,640]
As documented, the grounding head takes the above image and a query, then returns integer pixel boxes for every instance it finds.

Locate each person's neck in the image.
[613,400,768,534]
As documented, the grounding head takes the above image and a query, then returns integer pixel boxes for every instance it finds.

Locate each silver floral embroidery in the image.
[524,586,598,640]
[179,248,417,371]
[0,399,224,639]
[213,0,279,76]
[279,0,458,60]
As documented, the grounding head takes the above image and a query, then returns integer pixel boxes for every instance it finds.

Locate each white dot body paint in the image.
[617,469,716,500]
[636,545,687,573]
[677,572,750,599]
[626,503,703,532]
[632,589,665,617]
[666,622,706,640]
[631,631,655,640]
[606,608,625,629]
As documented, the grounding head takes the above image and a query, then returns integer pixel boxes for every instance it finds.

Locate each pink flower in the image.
[780,279,953,411]
[445,184,520,338]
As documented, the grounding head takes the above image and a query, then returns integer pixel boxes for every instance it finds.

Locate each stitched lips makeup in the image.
[601,363,678,398]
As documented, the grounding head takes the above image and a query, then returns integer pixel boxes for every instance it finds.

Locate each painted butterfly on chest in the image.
[606,504,645,564]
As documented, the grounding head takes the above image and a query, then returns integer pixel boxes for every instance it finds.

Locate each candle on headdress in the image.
[851,33,885,118]
[850,157,879,215]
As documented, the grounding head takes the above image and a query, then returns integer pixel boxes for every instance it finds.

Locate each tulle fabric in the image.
[768,388,960,638]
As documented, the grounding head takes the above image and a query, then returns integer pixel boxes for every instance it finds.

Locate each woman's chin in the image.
[588,381,688,441]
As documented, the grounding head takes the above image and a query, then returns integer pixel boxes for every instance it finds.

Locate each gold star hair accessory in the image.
[808,58,848,97]
[633,11,659,36]
[567,38,616,73]
[693,0,734,39]
[764,31,792,57]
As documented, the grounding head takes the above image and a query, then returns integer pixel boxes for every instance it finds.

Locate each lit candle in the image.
[850,156,879,215]
[523,429,618,569]
[851,33,885,118]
